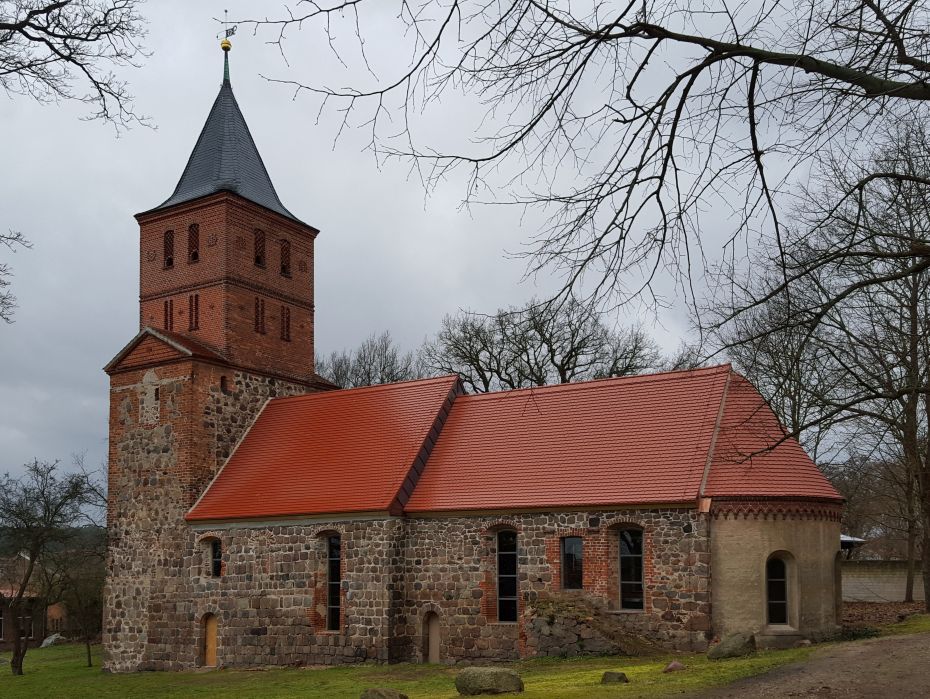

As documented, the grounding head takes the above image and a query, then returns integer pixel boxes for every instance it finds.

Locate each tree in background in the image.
[716,122,930,610]
[242,1,930,309]
[316,331,419,388]
[0,230,30,323]
[421,298,663,392]
[0,459,99,675]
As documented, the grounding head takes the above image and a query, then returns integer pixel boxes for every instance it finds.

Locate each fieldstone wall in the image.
[103,361,312,672]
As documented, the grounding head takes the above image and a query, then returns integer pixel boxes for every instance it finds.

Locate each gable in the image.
[105,327,228,374]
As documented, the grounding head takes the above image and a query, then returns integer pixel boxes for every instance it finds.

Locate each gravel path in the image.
[696,632,930,698]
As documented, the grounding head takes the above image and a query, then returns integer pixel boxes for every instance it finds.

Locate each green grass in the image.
[881,613,930,636]
[0,643,817,699]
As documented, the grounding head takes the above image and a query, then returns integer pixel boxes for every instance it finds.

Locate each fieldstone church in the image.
[102,44,844,672]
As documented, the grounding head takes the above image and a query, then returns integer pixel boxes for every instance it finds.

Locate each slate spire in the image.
[151,39,302,223]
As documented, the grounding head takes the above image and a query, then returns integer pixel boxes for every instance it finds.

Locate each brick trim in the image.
[709,498,843,521]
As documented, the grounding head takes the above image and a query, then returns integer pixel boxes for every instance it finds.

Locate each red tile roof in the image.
[187,365,840,522]
[405,366,733,511]
[702,373,840,500]
[186,375,460,521]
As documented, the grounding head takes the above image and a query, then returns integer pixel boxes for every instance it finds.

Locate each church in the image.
[102,42,844,672]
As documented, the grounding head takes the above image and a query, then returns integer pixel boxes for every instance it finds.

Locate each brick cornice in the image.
[709,498,843,522]
[140,277,315,311]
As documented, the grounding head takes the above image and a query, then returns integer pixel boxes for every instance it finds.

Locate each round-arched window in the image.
[766,556,789,624]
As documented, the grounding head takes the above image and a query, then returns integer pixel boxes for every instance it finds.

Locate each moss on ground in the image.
[881,613,930,636]
[0,643,816,699]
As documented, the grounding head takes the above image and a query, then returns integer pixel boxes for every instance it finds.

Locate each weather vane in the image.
[217,9,237,44]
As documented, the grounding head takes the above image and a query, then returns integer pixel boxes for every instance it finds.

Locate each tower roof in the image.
[148,45,304,224]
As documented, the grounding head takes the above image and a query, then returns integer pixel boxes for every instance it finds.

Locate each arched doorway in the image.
[202,613,218,667]
[423,611,440,663]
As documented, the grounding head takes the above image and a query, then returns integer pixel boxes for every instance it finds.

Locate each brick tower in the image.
[102,41,327,671]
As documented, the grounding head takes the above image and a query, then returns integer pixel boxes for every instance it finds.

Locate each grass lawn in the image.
[881,612,930,636]
[0,643,817,699]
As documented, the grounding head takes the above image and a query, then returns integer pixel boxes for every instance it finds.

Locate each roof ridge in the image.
[270,374,460,402]
[457,364,733,402]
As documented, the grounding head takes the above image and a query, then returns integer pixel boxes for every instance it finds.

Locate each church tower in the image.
[102,41,326,671]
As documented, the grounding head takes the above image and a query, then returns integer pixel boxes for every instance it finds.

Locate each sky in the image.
[0,1,696,475]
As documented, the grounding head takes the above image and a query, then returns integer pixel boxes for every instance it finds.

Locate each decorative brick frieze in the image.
[709,498,843,522]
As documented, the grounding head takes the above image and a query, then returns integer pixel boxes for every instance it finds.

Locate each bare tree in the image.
[421,297,662,392]
[0,230,30,323]
[717,122,930,610]
[1,0,146,126]
[239,1,930,308]
[316,330,420,388]
[0,459,97,675]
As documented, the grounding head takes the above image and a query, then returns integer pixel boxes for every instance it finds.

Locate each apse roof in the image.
[147,50,304,224]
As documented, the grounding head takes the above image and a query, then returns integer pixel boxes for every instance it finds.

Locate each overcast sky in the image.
[0,1,697,475]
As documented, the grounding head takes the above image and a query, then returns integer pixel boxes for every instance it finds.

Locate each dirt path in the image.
[697,632,930,698]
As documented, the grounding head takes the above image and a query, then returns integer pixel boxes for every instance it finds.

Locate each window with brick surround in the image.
[164,230,174,268]
[254,229,266,267]
[163,298,174,331]
[280,305,291,341]
[210,539,222,577]
[254,297,266,334]
[327,535,341,631]
[497,530,518,622]
[188,293,200,330]
[561,536,583,589]
[188,223,200,263]
[618,528,644,610]
[280,239,291,277]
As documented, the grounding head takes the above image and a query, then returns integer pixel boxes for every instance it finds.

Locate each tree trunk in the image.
[923,513,930,613]
[10,632,26,676]
[85,635,93,668]
[905,514,917,603]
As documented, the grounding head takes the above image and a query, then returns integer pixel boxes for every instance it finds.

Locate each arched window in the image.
[280,239,291,277]
[164,230,174,268]
[280,305,291,341]
[254,229,266,267]
[188,293,200,331]
[220,376,229,395]
[210,539,222,577]
[327,535,341,631]
[561,536,583,589]
[188,223,200,263]
[497,530,518,622]
[767,556,789,624]
[618,528,644,610]
[254,297,266,334]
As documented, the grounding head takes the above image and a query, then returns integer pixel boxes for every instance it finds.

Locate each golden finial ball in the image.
[221,38,232,52]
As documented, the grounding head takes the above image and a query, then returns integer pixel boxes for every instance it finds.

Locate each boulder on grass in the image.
[707,633,755,660]
[601,671,630,684]
[360,689,409,699]
[40,633,66,649]
[662,661,686,673]
[455,667,524,695]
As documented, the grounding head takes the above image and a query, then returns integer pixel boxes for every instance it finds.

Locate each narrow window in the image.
[210,539,222,578]
[254,229,266,267]
[164,230,174,268]
[497,531,518,622]
[220,376,229,395]
[163,299,174,331]
[767,557,789,624]
[19,616,33,639]
[327,535,341,631]
[254,297,266,334]
[561,536,583,590]
[188,294,200,331]
[280,239,291,277]
[188,223,200,263]
[280,305,291,341]
[619,529,644,610]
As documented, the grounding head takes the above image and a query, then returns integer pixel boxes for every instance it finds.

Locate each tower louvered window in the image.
[163,299,174,331]
[254,229,266,267]
[281,305,291,341]
[188,223,200,263]
[164,230,174,268]
[254,296,266,334]
[280,239,291,277]
[188,294,200,330]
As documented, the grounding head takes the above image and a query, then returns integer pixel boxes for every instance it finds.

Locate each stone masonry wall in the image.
[103,361,312,672]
